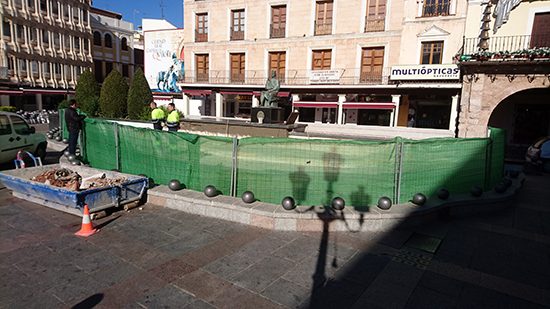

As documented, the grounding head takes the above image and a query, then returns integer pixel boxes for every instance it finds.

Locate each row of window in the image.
[192,42,444,82]
[93,60,130,83]
[194,0,451,42]
[6,56,86,80]
[92,31,129,51]
[6,0,89,25]
[2,20,90,52]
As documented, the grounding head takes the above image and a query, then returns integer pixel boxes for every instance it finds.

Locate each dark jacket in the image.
[65,107,86,132]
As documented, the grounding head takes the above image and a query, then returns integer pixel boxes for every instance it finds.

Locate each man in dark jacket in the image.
[65,99,86,155]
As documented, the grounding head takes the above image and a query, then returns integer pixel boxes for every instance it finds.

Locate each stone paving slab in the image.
[0,174,549,308]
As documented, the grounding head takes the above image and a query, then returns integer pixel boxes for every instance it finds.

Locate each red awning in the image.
[184,90,212,96]
[0,89,24,95]
[20,89,74,95]
[153,96,173,101]
[343,103,395,110]
[293,101,338,108]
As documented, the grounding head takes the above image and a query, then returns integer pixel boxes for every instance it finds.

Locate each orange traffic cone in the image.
[75,205,98,237]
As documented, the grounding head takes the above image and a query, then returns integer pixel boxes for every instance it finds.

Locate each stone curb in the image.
[147,176,525,232]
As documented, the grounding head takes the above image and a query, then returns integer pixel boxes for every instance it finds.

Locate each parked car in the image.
[0,111,47,165]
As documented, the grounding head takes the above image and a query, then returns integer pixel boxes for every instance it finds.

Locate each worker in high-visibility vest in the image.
[150,101,165,130]
[166,103,180,132]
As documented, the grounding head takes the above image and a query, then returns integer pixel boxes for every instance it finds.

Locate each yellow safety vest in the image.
[166,110,179,124]
[151,108,165,121]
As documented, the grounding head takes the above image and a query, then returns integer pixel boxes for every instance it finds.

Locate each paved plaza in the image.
[1,173,549,308]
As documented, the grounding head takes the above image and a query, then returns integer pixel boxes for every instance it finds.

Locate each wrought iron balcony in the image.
[181,68,392,86]
[462,35,549,55]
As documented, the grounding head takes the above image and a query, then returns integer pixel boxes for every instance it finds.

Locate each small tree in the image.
[75,69,100,116]
[127,68,153,120]
[99,70,128,118]
[57,99,69,109]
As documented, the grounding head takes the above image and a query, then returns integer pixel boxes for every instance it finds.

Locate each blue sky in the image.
[91,0,183,29]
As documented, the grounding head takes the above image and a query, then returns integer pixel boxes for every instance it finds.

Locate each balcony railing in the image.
[180,68,392,86]
[462,35,548,55]
[230,30,244,41]
[270,25,285,38]
[314,21,332,36]
[230,72,245,83]
[196,72,209,82]
[195,31,208,42]
[365,16,385,32]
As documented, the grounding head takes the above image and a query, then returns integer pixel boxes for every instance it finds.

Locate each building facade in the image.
[457,0,550,157]
[181,0,466,134]
[90,7,135,83]
[142,19,185,106]
[0,0,93,110]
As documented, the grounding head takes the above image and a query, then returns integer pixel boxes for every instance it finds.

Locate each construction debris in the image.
[32,168,81,191]
[31,168,126,191]
[80,173,127,190]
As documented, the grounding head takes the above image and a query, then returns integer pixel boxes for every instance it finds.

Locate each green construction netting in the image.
[236,138,396,207]
[83,118,117,171]
[488,127,505,187]
[82,118,233,194]
[59,109,67,139]
[398,137,490,203]
[191,136,234,194]
[81,118,507,207]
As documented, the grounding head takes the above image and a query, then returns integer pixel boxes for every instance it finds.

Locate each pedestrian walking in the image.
[64,99,86,155]
[166,103,181,132]
[150,101,165,130]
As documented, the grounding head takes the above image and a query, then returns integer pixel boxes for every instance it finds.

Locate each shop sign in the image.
[236,95,252,101]
[390,65,459,80]
[309,70,341,84]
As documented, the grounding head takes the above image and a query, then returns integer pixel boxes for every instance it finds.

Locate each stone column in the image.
[182,93,190,116]
[392,95,401,127]
[35,93,43,110]
[215,92,224,118]
[337,94,345,125]
[449,94,459,132]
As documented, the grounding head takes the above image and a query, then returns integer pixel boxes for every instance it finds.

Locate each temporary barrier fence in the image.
[82,118,505,207]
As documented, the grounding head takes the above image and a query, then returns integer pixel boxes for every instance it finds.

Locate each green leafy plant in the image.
[57,99,69,109]
[127,68,153,120]
[0,106,17,112]
[75,69,100,116]
[99,70,129,118]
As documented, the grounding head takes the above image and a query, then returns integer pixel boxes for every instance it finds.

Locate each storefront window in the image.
[298,108,316,122]
[321,108,337,124]
[408,95,451,129]
[357,110,391,126]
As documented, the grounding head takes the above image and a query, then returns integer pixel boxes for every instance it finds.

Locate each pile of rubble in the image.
[31,168,126,191]
[81,174,127,189]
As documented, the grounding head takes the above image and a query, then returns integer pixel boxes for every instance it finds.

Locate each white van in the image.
[0,111,47,165]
